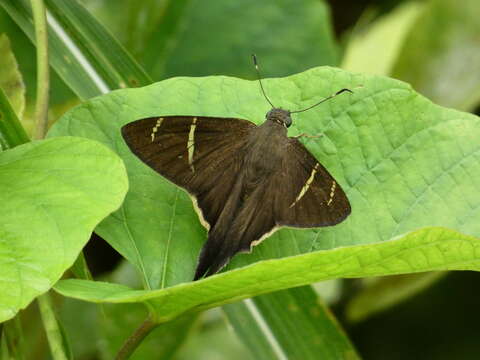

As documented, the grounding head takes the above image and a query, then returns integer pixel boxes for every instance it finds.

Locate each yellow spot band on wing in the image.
[290,163,320,207]
[187,117,197,172]
[150,117,164,142]
[327,181,336,206]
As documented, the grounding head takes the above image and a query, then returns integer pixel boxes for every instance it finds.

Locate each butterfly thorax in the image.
[242,119,288,193]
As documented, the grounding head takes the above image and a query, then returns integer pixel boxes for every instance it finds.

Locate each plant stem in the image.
[31,0,50,139]
[38,292,69,360]
[115,316,157,360]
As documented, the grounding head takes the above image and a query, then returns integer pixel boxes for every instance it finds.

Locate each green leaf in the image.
[0,0,152,100]
[69,252,93,280]
[341,2,424,76]
[83,0,339,79]
[0,33,25,119]
[44,0,152,89]
[0,0,102,99]
[54,227,480,323]
[58,299,99,359]
[0,136,128,322]
[175,309,252,360]
[88,0,339,79]
[83,0,192,71]
[2,317,26,359]
[0,85,29,149]
[224,287,360,360]
[1,329,8,358]
[47,66,480,289]
[345,271,446,323]
[0,5,78,132]
[159,0,339,78]
[222,303,278,360]
[392,0,480,111]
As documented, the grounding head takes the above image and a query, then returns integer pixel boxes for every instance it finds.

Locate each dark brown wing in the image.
[121,116,256,228]
[195,179,277,279]
[195,136,352,278]
[274,138,351,227]
[197,138,351,278]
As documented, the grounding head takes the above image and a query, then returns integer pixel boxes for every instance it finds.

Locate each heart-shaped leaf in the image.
[0,136,128,322]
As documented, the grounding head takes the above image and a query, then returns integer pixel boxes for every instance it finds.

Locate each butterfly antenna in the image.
[290,88,354,114]
[252,54,275,108]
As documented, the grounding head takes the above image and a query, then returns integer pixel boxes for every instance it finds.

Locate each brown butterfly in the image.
[122,56,352,280]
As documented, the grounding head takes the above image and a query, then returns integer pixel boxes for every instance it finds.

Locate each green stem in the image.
[115,316,157,360]
[31,0,50,139]
[38,293,69,360]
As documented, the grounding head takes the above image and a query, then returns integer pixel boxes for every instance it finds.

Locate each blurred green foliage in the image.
[0,0,479,359]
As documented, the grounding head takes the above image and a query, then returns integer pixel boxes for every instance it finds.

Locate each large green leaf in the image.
[54,227,480,323]
[48,66,480,289]
[0,136,128,322]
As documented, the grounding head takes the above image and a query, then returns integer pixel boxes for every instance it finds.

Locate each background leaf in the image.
[0,136,128,322]
[0,4,76,105]
[85,0,339,79]
[0,0,103,100]
[341,0,480,112]
[224,288,360,360]
[44,0,152,89]
[0,85,29,149]
[341,2,424,76]
[391,0,480,111]
[0,33,25,119]
[345,271,446,323]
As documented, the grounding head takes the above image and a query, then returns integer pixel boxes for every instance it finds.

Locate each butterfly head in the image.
[266,108,292,128]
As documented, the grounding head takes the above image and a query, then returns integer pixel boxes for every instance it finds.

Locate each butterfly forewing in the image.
[121,116,255,228]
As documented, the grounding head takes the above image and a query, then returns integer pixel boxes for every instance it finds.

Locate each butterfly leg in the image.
[293,133,324,140]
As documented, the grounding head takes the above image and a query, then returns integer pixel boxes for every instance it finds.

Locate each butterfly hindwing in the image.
[275,138,351,227]
[195,178,278,278]
[194,137,352,279]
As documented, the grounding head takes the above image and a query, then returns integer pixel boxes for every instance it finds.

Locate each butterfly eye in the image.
[284,115,292,128]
